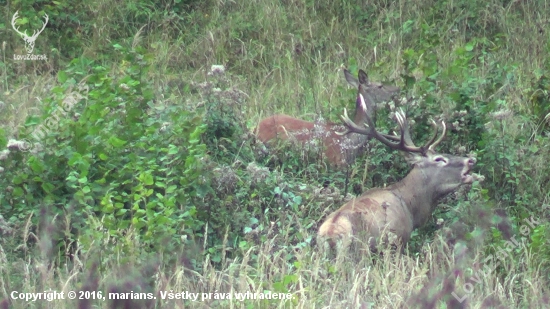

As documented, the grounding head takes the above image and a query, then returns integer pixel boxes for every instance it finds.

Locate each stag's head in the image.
[406,145,476,198]
[344,69,400,126]
[339,93,476,199]
[344,69,400,103]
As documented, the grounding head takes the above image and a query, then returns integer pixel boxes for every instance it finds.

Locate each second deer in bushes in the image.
[255,69,400,167]
[317,93,477,251]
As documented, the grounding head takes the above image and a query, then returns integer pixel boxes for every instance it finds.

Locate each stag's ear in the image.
[344,69,359,88]
[358,69,369,85]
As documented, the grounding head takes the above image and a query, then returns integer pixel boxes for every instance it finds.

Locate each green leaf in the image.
[68,153,82,166]
[168,145,178,155]
[13,187,24,197]
[13,174,27,184]
[58,70,68,83]
[142,173,154,186]
[29,158,45,173]
[283,274,298,285]
[0,128,6,148]
[107,136,127,148]
[42,182,54,194]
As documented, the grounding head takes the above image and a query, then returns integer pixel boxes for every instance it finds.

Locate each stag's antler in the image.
[339,93,446,155]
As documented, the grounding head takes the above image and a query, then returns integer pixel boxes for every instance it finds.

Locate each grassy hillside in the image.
[1,0,549,308]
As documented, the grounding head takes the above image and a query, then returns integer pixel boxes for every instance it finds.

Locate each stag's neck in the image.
[388,167,441,228]
[353,90,377,125]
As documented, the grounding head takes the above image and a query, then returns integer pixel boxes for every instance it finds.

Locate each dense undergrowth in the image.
[1,0,549,308]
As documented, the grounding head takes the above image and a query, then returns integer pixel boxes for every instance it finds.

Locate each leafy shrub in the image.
[0,45,209,257]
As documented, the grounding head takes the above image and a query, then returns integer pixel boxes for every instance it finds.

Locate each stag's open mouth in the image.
[461,158,476,184]
[462,169,474,184]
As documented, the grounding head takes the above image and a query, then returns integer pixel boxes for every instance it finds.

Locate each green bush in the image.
[1,45,209,256]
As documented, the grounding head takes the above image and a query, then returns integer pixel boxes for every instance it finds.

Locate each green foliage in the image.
[0,45,209,255]
[527,73,550,134]
[529,224,549,256]
[6,0,213,61]
[0,128,6,149]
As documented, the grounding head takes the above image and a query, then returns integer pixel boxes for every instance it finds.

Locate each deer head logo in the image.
[11,11,49,54]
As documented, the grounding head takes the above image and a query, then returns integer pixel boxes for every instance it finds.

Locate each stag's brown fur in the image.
[256,69,399,166]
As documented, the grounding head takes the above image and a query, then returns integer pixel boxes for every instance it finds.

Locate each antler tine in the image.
[375,108,427,154]
[419,120,440,152]
[395,109,416,147]
[336,108,371,136]
[382,131,402,142]
[353,102,447,155]
[358,94,422,151]
[335,109,351,136]
[426,120,446,151]
[337,94,405,144]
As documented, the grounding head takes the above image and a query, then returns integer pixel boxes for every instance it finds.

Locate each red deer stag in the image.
[317,93,476,251]
[256,69,400,167]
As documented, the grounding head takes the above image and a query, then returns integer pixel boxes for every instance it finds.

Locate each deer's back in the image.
[256,114,355,165]
[256,114,316,143]
[317,188,414,244]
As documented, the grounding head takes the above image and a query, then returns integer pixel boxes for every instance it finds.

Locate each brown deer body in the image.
[256,69,399,166]
[317,94,476,250]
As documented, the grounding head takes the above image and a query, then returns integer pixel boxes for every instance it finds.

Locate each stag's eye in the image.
[434,156,447,164]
